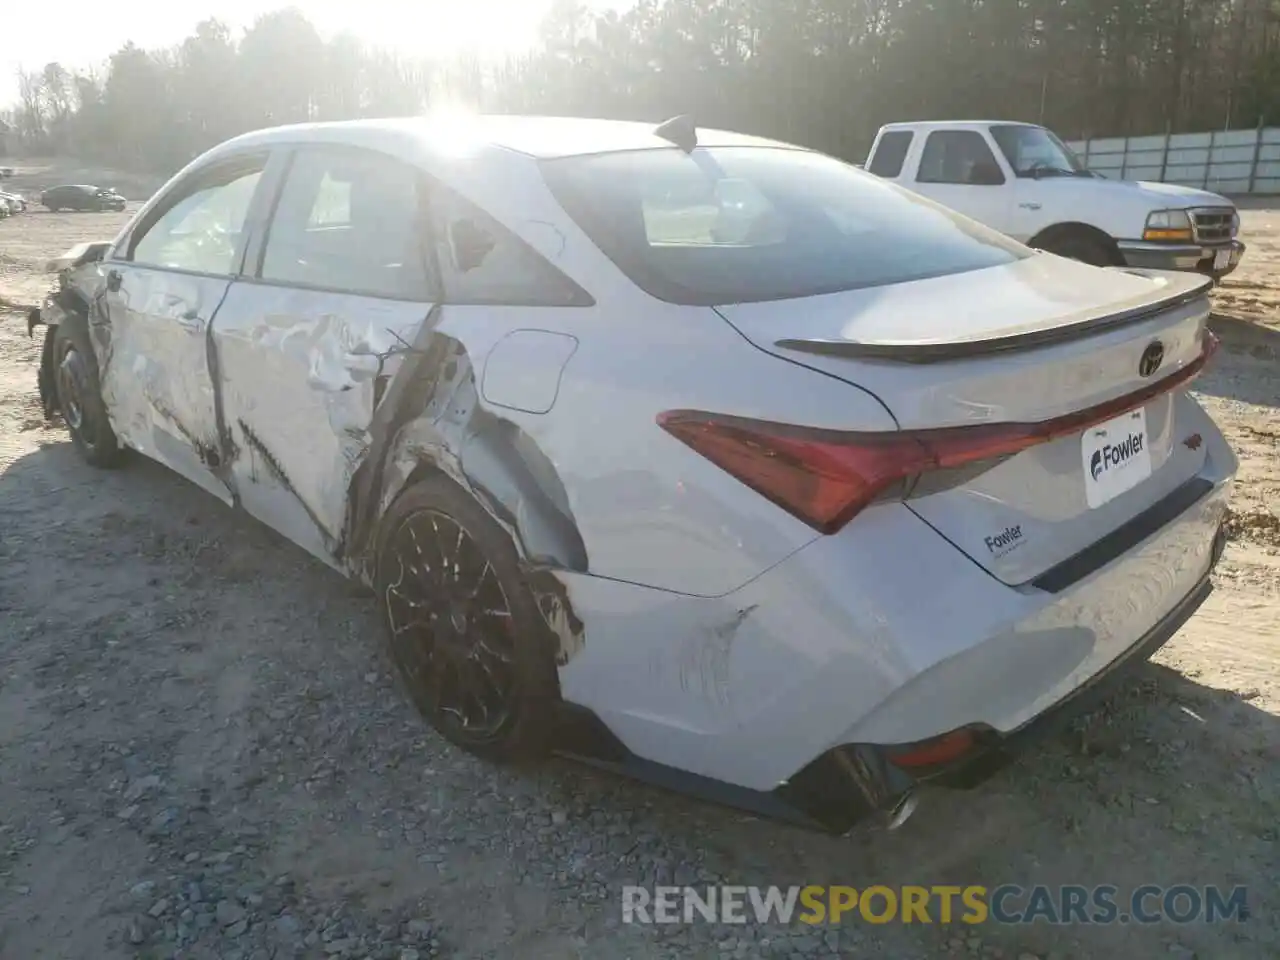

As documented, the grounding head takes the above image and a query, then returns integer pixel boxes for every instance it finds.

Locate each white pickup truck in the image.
[865,120,1245,280]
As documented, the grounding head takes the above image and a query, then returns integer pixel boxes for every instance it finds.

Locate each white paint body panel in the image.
[481,330,578,414]
[716,257,1211,427]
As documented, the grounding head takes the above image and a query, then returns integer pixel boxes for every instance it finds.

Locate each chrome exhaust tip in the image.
[886,791,919,830]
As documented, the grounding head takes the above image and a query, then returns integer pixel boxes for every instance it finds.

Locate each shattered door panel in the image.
[210,283,432,566]
[95,266,233,503]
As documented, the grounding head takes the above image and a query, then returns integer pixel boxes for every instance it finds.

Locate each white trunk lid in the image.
[714,256,1215,586]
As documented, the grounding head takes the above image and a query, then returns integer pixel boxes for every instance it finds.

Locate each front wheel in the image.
[374,475,561,764]
[1042,233,1116,267]
[53,322,123,467]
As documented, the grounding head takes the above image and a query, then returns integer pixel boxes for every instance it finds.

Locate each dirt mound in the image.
[1226,505,1280,547]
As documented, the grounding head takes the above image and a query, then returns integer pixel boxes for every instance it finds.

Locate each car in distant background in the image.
[40,184,127,212]
[0,167,14,178]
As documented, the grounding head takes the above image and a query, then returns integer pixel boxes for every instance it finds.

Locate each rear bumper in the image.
[777,526,1224,832]
[928,528,1223,789]
[1117,238,1244,278]
[558,515,1230,835]
[558,411,1234,789]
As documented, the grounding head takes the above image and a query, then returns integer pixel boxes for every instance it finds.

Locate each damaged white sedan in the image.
[30,115,1234,833]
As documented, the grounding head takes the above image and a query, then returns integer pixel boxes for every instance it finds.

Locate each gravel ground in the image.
[0,164,1278,960]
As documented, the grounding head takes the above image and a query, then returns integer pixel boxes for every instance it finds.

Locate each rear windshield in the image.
[540,146,1028,306]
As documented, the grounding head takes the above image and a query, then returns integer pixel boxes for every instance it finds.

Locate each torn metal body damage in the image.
[96,268,233,504]
[334,307,589,664]
[208,285,436,566]
[30,241,114,420]
[34,253,591,670]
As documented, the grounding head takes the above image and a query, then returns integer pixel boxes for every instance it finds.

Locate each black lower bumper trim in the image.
[1032,477,1215,593]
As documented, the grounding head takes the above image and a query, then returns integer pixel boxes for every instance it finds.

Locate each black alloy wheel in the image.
[375,476,562,763]
[382,507,520,744]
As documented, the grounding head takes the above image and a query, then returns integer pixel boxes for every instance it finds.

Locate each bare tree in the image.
[8,1,1277,173]
[15,70,47,150]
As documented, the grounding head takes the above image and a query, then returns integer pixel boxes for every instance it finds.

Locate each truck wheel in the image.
[1043,233,1116,267]
[53,321,123,467]
[374,474,561,765]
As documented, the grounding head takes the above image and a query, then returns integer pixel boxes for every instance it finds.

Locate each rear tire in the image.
[53,321,123,468]
[374,474,561,764]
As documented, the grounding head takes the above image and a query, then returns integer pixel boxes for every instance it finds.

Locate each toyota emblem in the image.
[1138,340,1164,378]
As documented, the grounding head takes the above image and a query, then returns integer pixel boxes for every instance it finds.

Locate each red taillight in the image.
[885,728,980,771]
[659,330,1218,534]
[658,413,941,533]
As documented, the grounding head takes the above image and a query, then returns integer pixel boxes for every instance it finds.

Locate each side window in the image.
[867,131,913,178]
[129,160,265,274]
[429,186,590,307]
[916,131,1006,186]
[260,148,433,301]
[308,173,351,226]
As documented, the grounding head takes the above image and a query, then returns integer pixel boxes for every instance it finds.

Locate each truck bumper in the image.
[1116,238,1245,280]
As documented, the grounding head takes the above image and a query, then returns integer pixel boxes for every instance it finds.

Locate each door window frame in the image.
[113,150,277,280]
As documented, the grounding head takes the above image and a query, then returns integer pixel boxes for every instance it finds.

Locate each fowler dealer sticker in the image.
[1082,407,1152,509]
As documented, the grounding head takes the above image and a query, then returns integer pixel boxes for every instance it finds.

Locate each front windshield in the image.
[990,125,1087,178]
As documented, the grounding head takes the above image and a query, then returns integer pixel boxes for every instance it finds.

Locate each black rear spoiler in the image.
[773,272,1213,365]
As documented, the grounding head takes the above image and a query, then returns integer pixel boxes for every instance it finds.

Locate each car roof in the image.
[878,120,1041,133]
[212,114,801,162]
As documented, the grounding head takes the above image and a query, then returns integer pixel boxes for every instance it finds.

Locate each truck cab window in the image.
[916,131,1005,186]
[867,131,914,178]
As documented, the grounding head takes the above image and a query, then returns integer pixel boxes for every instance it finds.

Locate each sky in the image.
[1,0,619,107]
